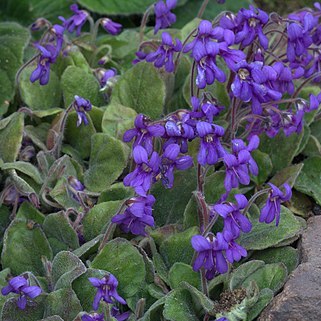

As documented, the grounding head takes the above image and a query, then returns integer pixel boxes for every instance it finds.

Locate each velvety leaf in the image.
[72,268,108,312]
[153,252,170,285]
[91,237,146,298]
[44,287,82,320]
[40,317,64,321]
[294,156,321,205]
[51,251,86,290]
[287,190,313,218]
[19,66,62,110]
[241,263,288,293]
[29,108,63,118]
[229,260,266,290]
[0,268,12,310]
[9,169,38,197]
[163,289,198,321]
[251,150,273,185]
[247,288,274,321]
[83,201,122,241]
[1,295,45,321]
[0,113,24,162]
[310,118,321,143]
[259,131,304,175]
[159,226,198,268]
[303,135,321,157]
[98,182,134,203]
[102,101,137,139]
[84,134,130,192]
[1,161,43,184]
[139,296,166,321]
[64,111,96,159]
[269,163,304,188]
[152,169,197,226]
[16,201,45,224]
[250,246,299,274]
[73,234,102,259]
[238,206,302,250]
[25,123,51,151]
[168,262,200,290]
[296,125,310,156]
[1,219,53,275]
[0,22,29,114]
[43,212,79,255]
[111,62,166,119]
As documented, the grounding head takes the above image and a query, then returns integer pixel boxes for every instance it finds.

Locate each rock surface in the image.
[259,216,321,321]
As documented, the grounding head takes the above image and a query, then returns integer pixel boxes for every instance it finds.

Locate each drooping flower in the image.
[160,143,193,188]
[99,68,117,88]
[89,274,126,311]
[73,95,92,127]
[191,96,223,123]
[145,32,182,72]
[59,4,89,36]
[154,0,177,34]
[112,195,155,236]
[81,313,105,321]
[1,275,42,310]
[223,230,248,263]
[111,306,131,321]
[213,194,252,236]
[101,18,122,35]
[259,183,292,226]
[123,146,161,196]
[191,233,229,280]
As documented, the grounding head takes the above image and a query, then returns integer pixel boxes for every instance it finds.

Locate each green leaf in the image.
[98,182,134,203]
[246,288,274,321]
[83,201,122,241]
[44,287,82,321]
[287,190,313,218]
[0,268,12,311]
[2,295,45,321]
[159,226,198,268]
[0,22,29,114]
[168,262,200,290]
[25,123,51,151]
[78,0,155,15]
[1,161,43,184]
[296,125,310,156]
[73,234,102,259]
[16,201,45,224]
[250,246,299,274]
[72,268,108,312]
[303,135,321,157]
[139,296,166,321]
[102,101,137,139]
[61,66,104,107]
[111,62,166,119]
[238,206,302,251]
[19,66,62,110]
[251,150,273,185]
[84,134,130,192]
[51,251,86,290]
[294,156,321,205]
[1,219,53,275]
[43,212,79,255]
[240,263,288,293]
[269,163,304,188]
[163,289,199,321]
[259,131,304,175]
[91,237,146,298]
[64,111,96,159]
[40,317,64,321]
[0,113,24,162]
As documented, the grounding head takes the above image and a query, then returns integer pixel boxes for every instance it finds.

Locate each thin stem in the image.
[15,55,39,87]
[242,188,270,216]
[88,15,96,40]
[139,5,154,43]
[200,269,209,296]
[197,0,210,19]
[190,60,196,98]
[98,222,116,252]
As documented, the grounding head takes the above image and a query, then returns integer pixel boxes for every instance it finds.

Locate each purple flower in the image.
[223,230,247,263]
[82,313,105,321]
[99,68,117,88]
[133,51,148,65]
[59,4,89,36]
[89,274,126,311]
[259,183,292,226]
[111,306,131,321]
[191,96,223,123]
[213,194,252,236]
[1,275,42,310]
[73,95,92,127]
[112,195,155,236]
[145,32,182,72]
[123,146,161,196]
[160,144,193,188]
[216,317,229,321]
[191,233,229,280]
[154,0,177,34]
[123,114,165,155]
[101,18,122,35]
[270,62,295,95]
[196,121,226,166]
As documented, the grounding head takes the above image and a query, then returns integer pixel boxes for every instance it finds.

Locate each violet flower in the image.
[213,194,252,236]
[89,274,126,311]
[154,0,177,34]
[223,230,248,263]
[1,275,42,310]
[145,32,182,72]
[100,68,117,88]
[111,306,131,321]
[73,95,92,127]
[82,313,105,321]
[259,183,292,226]
[101,18,122,35]
[59,4,89,36]
[112,195,155,236]
[191,96,223,123]
[191,233,229,280]
[123,146,161,196]
[160,143,193,188]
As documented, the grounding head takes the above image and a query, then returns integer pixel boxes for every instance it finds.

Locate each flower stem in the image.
[197,0,210,19]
